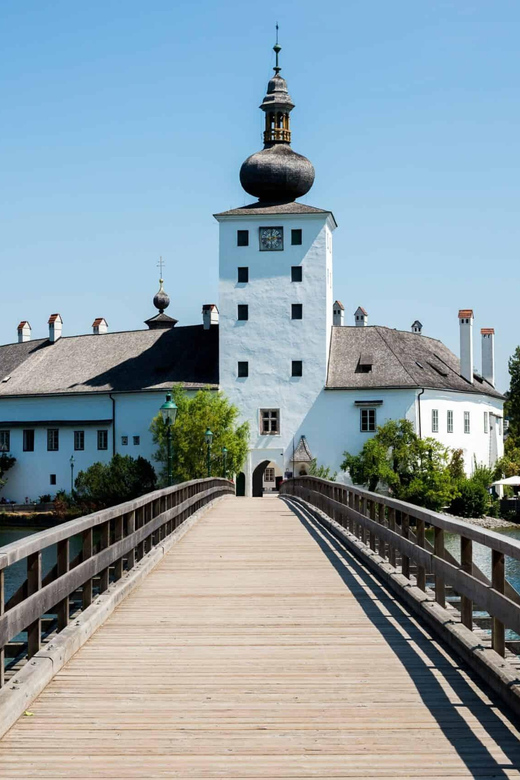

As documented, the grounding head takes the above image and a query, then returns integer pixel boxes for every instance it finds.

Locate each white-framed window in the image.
[464,411,471,434]
[260,409,280,435]
[121,436,128,446]
[360,408,376,432]
[447,410,453,433]
[23,429,35,452]
[432,409,439,433]
[264,467,275,482]
[47,429,59,451]
[74,430,84,451]
[0,430,11,452]
[484,411,489,434]
[97,430,108,450]
[133,435,140,446]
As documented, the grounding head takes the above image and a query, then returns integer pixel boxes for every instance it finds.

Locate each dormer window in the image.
[356,354,373,374]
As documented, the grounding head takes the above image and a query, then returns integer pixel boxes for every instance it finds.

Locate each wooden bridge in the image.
[2,477,520,777]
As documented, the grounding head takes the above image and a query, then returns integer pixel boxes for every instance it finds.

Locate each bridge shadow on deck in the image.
[284,497,520,777]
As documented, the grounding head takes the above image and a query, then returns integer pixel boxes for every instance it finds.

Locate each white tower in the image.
[215,38,337,496]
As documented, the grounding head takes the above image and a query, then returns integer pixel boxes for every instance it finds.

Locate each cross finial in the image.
[273,23,281,74]
[157,255,165,282]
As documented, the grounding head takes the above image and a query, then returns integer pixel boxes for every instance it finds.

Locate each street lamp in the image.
[222,446,228,479]
[205,428,213,478]
[69,455,75,493]
[160,392,178,487]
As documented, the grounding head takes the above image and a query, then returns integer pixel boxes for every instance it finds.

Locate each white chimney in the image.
[202,304,219,330]
[17,321,31,343]
[48,313,63,343]
[355,306,368,327]
[411,320,422,335]
[458,309,474,384]
[481,328,495,387]
[92,317,108,335]
[333,300,344,326]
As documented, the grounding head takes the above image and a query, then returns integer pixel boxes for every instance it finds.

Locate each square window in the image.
[447,410,453,433]
[237,304,249,321]
[23,429,34,452]
[133,436,140,446]
[74,430,85,451]
[121,435,128,446]
[238,361,249,378]
[237,230,249,247]
[264,467,275,482]
[291,303,303,320]
[464,411,471,434]
[291,266,303,283]
[260,409,280,435]
[291,229,302,245]
[47,429,59,452]
[237,267,249,283]
[97,430,108,450]
[50,474,56,485]
[292,360,303,377]
[360,409,376,432]
[0,430,11,452]
[432,409,439,433]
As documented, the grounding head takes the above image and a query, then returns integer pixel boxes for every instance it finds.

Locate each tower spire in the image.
[273,23,281,74]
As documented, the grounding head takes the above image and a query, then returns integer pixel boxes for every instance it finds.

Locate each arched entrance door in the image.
[236,472,246,497]
[252,460,270,498]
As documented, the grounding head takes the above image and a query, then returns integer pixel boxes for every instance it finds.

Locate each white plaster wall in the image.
[216,212,335,494]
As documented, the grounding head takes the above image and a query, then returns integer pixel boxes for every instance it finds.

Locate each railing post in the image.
[27,552,42,658]
[99,521,110,592]
[369,500,376,552]
[377,503,386,558]
[401,513,410,579]
[0,569,4,688]
[416,518,426,591]
[359,497,367,544]
[56,538,70,631]
[434,526,445,608]
[460,536,473,629]
[114,515,124,581]
[492,549,506,657]
[127,510,136,570]
[82,529,93,610]
[388,508,397,568]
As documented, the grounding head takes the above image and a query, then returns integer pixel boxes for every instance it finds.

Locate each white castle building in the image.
[0,42,504,501]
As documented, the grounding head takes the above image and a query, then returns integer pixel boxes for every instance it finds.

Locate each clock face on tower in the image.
[259,226,284,251]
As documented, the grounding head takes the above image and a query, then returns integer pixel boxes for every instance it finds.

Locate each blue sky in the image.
[1,0,518,391]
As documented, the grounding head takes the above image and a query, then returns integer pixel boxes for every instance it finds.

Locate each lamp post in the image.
[160,393,178,487]
[205,428,213,478]
[222,446,228,479]
[69,455,75,493]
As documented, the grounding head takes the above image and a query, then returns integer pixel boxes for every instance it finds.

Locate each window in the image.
[23,429,34,452]
[484,412,489,433]
[260,409,280,435]
[291,266,302,283]
[47,429,59,451]
[237,230,249,247]
[291,303,303,320]
[133,436,140,446]
[292,360,303,377]
[0,430,10,452]
[74,430,85,451]
[50,474,56,485]
[121,436,128,446]
[238,361,249,378]
[264,467,275,482]
[237,267,249,283]
[447,410,454,433]
[432,409,439,433]
[464,411,471,434]
[360,409,376,432]
[237,304,249,321]
[291,229,302,245]
[97,430,108,450]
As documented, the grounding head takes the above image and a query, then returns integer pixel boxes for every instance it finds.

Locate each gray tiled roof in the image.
[214,201,334,218]
[0,326,218,397]
[327,326,504,399]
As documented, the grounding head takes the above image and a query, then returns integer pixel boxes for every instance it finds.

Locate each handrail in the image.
[0,478,234,687]
[280,476,520,658]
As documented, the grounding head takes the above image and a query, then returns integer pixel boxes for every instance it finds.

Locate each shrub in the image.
[74,455,157,510]
[449,481,489,518]
[39,494,52,503]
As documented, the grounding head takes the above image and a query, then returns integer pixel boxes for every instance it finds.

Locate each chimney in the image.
[202,304,219,330]
[458,309,474,384]
[411,320,422,335]
[481,328,495,387]
[333,300,344,326]
[92,317,108,335]
[17,321,31,343]
[48,313,63,343]
[355,306,368,327]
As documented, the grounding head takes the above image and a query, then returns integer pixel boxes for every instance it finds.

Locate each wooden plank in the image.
[0,569,4,688]
[56,539,69,632]
[461,536,473,630]
[26,552,41,658]
[492,549,506,657]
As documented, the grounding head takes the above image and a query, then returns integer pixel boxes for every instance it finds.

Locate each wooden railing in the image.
[281,476,520,657]
[0,478,233,687]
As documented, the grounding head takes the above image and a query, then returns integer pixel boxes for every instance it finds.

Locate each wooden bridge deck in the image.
[2,495,520,778]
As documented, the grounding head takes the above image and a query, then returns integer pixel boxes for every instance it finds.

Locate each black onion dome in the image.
[153,280,170,313]
[240,145,315,203]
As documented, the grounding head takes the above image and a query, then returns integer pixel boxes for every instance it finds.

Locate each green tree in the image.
[494,437,520,479]
[151,387,249,484]
[505,346,520,442]
[0,453,16,490]
[309,457,337,482]
[74,455,156,509]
